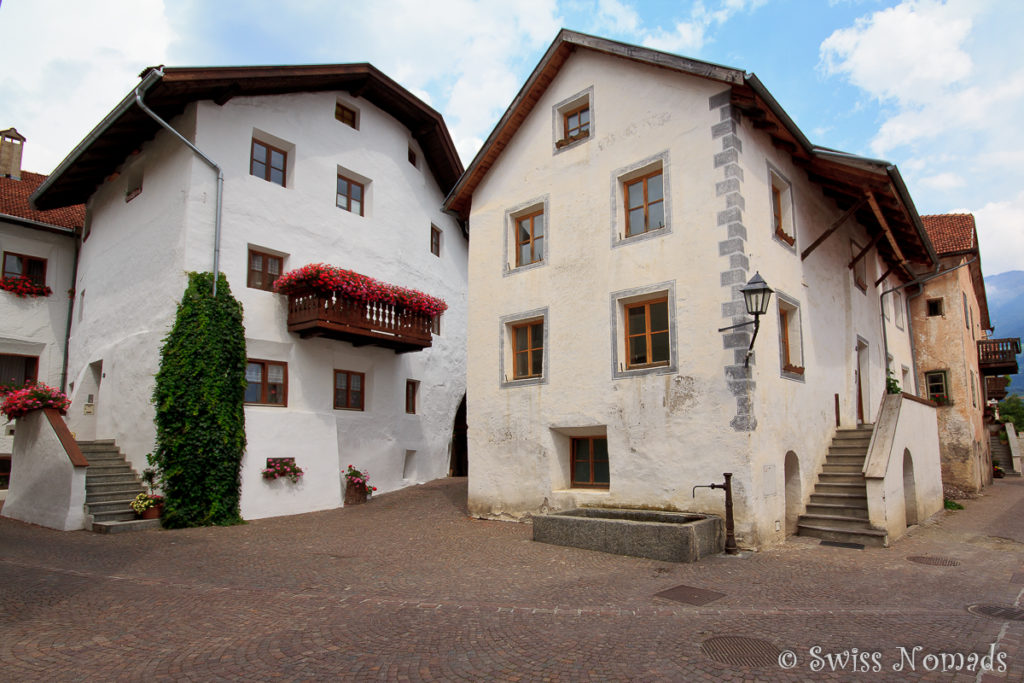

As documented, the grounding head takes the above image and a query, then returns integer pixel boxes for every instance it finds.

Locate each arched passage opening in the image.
[903,448,918,526]
[448,394,468,477]
[784,450,801,535]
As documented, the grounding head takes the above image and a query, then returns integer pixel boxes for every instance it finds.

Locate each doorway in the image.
[784,451,801,535]
[855,338,869,424]
[903,449,918,526]
[448,394,467,477]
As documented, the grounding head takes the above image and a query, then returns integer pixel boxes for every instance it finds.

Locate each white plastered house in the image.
[29,65,468,520]
[443,30,945,548]
[0,128,82,481]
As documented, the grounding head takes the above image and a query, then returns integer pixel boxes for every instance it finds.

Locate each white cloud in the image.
[594,0,640,34]
[918,172,965,190]
[975,192,1024,277]
[0,0,175,173]
[640,0,765,54]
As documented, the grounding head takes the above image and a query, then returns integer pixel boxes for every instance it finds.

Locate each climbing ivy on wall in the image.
[151,272,247,527]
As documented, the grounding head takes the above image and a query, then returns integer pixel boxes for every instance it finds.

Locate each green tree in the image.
[1000,394,1024,432]
[151,272,247,527]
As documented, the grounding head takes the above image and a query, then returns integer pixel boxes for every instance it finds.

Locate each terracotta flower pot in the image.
[344,480,368,505]
[141,504,163,519]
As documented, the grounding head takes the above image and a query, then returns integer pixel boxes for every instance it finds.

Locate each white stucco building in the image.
[444,31,943,548]
[0,128,82,475]
[30,65,468,519]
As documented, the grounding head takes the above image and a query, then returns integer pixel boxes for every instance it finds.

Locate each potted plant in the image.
[343,464,378,505]
[262,457,305,483]
[130,492,164,519]
[994,465,1006,479]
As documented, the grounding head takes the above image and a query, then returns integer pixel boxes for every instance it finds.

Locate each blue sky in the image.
[2,0,1022,275]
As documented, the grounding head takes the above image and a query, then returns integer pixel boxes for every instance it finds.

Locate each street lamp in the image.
[718,272,774,368]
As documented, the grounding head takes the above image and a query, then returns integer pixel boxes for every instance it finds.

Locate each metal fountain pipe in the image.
[692,473,739,555]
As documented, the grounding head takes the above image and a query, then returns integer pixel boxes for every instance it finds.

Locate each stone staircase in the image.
[991,431,1018,476]
[80,440,160,533]
[797,426,887,547]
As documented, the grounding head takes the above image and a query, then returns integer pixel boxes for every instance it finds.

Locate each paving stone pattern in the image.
[3,478,1024,680]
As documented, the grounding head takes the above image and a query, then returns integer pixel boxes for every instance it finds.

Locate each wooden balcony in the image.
[978,338,1021,376]
[287,292,432,353]
[986,376,1011,401]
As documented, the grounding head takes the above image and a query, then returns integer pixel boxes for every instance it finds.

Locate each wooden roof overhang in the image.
[33,64,463,211]
[443,30,938,277]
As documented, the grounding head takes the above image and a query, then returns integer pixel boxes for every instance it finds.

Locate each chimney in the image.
[0,128,27,180]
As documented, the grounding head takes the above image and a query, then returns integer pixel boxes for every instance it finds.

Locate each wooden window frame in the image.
[247,249,284,292]
[778,299,804,376]
[924,370,950,405]
[850,240,868,291]
[245,359,288,406]
[514,209,544,267]
[250,139,287,187]
[431,313,441,335]
[336,174,365,216]
[408,147,417,167]
[570,436,609,489]
[430,225,442,257]
[333,369,366,411]
[770,171,795,247]
[562,104,590,140]
[335,102,358,129]
[926,298,944,317]
[623,170,665,237]
[0,353,39,390]
[405,379,419,414]
[624,298,669,369]
[2,252,47,286]
[511,319,544,380]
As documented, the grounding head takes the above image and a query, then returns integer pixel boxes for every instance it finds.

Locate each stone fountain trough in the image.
[532,508,724,562]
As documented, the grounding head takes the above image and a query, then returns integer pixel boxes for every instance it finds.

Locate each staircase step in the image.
[797,523,887,547]
[91,509,138,523]
[822,464,863,475]
[91,519,161,534]
[828,445,869,456]
[814,483,867,495]
[87,499,137,514]
[799,513,876,531]
[809,493,868,507]
[86,487,145,502]
[805,503,869,519]
[818,472,866,485]
[86,462,135,473]
[825,454,867,466]
[87,474,143,487]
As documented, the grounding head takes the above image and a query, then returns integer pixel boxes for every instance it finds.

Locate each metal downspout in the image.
[133,68,224,295]
[59,237,80,392]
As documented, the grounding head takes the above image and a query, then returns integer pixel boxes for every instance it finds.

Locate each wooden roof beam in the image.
[801,196,866,261]
[866,191,908,265]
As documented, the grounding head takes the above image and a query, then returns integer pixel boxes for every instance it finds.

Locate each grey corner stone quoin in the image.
[532,508,724,563]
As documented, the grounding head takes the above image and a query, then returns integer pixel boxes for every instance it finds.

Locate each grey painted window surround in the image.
[503,195,550,277]
[552,86,594,155]
[775,289,805,382]
[766,162,797,252]
[499,307,549,388]
[609,280,677,380]
[609,150,672,248]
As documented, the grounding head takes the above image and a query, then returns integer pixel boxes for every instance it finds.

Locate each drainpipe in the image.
[133,68,224,296]
[886,257,977,395]
[59,236,80,393]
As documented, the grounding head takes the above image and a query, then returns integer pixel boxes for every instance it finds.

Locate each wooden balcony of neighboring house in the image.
[286,291,433,353]
[986,376,1011,401]
[977,338,1021,376]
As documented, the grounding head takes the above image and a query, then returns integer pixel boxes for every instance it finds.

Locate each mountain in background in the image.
[984,270,1024,397]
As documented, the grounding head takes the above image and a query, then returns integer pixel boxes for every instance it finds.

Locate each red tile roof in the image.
[920,213,976,254]
[0,171,84,231]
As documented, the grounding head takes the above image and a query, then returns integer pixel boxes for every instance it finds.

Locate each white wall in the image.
[1,409,87,530]
[0,219,75,453]
[67,90,468,520]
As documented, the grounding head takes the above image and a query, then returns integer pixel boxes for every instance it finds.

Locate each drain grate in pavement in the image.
[820,540,864,549]
[701,636,781,667]
[907,556,960,567]
[967,604,1024,621]
[655,584,725,606]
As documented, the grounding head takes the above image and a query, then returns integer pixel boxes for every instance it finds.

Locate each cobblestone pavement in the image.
[3,478,1024,681]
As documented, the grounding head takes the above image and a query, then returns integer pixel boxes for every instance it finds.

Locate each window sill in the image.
[774,228,796,248]
[245,403,287,408]
[502,375,546,389]
[333,407,365,412]
[783,364,804,375]
[555,130,590,150]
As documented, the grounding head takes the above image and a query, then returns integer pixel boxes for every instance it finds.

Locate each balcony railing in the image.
[287,292,432,353]
[978,338,1021,376]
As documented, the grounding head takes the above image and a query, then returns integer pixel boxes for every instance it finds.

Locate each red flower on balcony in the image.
[273,263,448,317]
[0,275,52,298]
